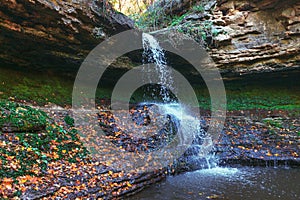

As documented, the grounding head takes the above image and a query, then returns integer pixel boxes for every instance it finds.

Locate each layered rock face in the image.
[152,0,300,77]
[210,0,300,75]
[0,0,134,73]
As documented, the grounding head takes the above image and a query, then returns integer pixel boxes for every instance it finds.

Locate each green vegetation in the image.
[0,101,87,178]
[170,13,189,27]
[130,6,171,30]
[176,21,218,46]
[64,115,75,127]
[131,3,206,30]
[130,2,183,29]
[193,84,300,111]
[0,101,48,130]
[130,2,222,46]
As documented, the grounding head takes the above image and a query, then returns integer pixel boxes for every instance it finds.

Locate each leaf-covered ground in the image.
[0,101,299,199]
[0,101,166,199]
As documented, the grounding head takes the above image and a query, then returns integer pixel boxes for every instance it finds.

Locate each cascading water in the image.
[141,33,216,170]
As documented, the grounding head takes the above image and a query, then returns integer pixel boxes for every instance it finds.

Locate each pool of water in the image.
[128,167,300,200]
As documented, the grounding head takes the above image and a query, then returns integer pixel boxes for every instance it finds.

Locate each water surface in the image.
[129,167,300,200]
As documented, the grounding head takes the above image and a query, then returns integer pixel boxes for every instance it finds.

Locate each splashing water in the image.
[158,103,200,147]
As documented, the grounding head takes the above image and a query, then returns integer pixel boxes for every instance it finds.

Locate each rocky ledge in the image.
[0,0,134,73]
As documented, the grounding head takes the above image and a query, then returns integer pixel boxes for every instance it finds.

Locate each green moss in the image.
[0,68,74,105]
[0,100,48,130]
[190,77,300,112]
[1,67,299,113]
[192,5,204,12]
[262,118,284,129]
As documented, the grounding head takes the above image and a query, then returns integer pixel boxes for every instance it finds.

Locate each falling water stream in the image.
[142,33,174,102]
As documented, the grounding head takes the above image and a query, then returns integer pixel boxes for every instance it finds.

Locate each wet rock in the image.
[216,116,300,167]
[1,124,45,133]
[20,159,166,199]
[98,104,180,153]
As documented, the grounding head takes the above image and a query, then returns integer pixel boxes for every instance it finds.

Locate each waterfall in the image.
[141,33,216,170]
[142,33,174,103]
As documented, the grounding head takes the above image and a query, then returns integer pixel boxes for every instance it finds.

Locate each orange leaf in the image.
[126,182,132,187]
[2,178,13,190]
[19,177,28,184]
[53,152,59,159]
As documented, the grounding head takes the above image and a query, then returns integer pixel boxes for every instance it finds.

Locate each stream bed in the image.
[128,166,300,200]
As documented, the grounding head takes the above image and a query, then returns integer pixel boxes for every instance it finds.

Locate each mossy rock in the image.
[0,101,48,133]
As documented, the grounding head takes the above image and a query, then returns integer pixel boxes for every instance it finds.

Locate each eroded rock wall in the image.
[0,0,134,73]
